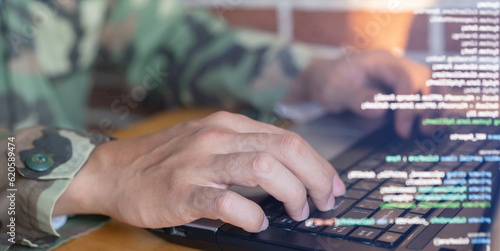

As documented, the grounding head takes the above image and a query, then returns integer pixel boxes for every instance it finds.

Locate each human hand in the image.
[285,50,433,138]
[54,112,345,232]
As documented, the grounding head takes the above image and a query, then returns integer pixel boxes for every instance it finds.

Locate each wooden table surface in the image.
[57,108,217,251]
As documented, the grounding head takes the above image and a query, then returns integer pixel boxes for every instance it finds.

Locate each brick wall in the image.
[87,0,480,131]
[183,0,480,56]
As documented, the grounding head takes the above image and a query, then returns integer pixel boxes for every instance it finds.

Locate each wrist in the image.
[53,141,111,217]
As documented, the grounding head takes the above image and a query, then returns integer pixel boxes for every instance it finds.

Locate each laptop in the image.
[148,112,500,251]
[148,1,499,248]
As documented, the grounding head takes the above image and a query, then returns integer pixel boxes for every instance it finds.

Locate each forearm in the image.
[99,2,315,121]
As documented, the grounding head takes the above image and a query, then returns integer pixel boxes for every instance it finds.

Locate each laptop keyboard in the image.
[259,127,499,249]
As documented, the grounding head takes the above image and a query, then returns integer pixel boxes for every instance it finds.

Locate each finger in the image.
[401,59,432,95]
[363,53,424,138]
[209,152,309,221]
[418,86,456,136]
[394,59,432,138]
[419,109,444,136]
[394,107,418,139]
[189,186,268,233]
[362,51,414,95]
[202,111,288,134]
[228,132,345,211]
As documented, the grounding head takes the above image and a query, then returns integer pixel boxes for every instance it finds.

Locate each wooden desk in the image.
[57,108,217,251]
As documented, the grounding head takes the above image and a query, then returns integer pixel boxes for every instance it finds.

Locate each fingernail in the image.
[327,192,335,210]
[259,217,269,231]
[301,201,310,220]
[333,174,346,196]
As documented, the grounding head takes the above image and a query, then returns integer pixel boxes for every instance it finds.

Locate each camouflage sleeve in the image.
[0,126,111,250]
[99,1,314,122]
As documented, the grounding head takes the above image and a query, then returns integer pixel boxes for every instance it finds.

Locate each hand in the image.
[54,112,345,232]
[285,50,433,138]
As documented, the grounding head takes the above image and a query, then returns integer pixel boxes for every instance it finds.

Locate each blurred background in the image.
[87,0,481,131]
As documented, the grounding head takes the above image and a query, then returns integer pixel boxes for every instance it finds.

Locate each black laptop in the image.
[148,112,500,251]
[148,0,499,248]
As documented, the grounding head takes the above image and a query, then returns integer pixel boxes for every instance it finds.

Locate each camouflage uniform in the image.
[0,0,312,250]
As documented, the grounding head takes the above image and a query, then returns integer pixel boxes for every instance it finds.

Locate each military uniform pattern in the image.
[0,0,313,249]
[0,126,112,250]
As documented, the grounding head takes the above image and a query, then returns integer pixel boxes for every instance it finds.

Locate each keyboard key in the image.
[380,174,406,184]
[434,148,453,155]
[406,208,461,250]
[370,209,405,229]
[313,198,356,219]
[436,161,460,169]
[432,165,455,172]
[389,213,421,234]
[456,143,479,152]
[410,205,431,215]
[485,140,500,149]
[342,208,373,219]
[321,225,355,238]
[374,165,393,174]
[478,162,497,173]
[352,180,379,191]
[219,224,366,251]
[350,164,374,171]
[409,161,434,169]
[294,221,322,233]
[260,197,284,220]
[347,227,381,242]
[375,231,402,247]
[271,215,298,229]
[460,161,481,169]
[389,222,412,235]
[456,165,475,173]
[340,173,355,185]
[404,165,428,172]
[375,162,406,173]
[357,159,380,169]
[382,181,406,188]
[356,199,382,210]
[367,190,384,201]
[378,182,405,194]
[343,189,367,199]
[265,214,280,221]
[385,142,407,154]
[370,153,388,161]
